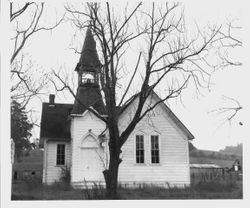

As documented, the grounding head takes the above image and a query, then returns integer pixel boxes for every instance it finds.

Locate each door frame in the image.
[78,132,104,181]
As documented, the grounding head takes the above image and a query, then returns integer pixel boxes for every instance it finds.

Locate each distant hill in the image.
[188,142,197,151]
[189,142,242,168]
[219,143,242,156]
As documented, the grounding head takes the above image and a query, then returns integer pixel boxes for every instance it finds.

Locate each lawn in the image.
[11,179,242,200]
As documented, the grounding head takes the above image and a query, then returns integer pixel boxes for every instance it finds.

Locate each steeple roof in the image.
[71,83,106,115]
[75,27,101,72]
[72,27,106,115]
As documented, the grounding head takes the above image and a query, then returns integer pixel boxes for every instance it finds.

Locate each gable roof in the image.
[39,103,73,147]
[151,91,194,140]
[119,90,194,140]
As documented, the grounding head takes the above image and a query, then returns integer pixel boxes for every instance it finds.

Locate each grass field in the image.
[11,179,242,200]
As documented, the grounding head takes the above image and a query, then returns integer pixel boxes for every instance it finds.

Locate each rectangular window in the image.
[151,135,160,164]
[136,135,144,164]
[56,144,65,165]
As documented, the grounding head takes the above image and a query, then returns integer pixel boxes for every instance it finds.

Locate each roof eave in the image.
[71,108,107,119]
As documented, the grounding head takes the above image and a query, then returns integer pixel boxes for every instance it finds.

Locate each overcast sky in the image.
[1,1,250,208]
[6,0,248,151]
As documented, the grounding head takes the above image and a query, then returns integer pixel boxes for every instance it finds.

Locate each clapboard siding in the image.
[43,92,191,187]
[43,140,71,184]
[71,111,106,183]
[117,95,190,185]
[42,138,47,183]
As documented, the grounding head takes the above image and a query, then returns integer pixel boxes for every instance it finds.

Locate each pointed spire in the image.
[75,27,101,72]
[82,27,96,53]
[72,26,105,115]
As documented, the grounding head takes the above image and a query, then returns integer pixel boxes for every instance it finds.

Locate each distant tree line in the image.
[219,144,242,156]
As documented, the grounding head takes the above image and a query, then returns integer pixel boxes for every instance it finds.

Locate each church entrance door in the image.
[80,135,104,181]
[80,148,103,181]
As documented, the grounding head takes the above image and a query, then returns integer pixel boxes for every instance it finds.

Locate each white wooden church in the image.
[40,28,194,188]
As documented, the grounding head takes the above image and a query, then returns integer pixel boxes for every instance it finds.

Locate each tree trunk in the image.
[103,156,120,199]
[102,117,122,199]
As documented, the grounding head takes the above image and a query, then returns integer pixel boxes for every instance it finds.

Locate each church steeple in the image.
[71,28,105,115]
[75,27,101,86]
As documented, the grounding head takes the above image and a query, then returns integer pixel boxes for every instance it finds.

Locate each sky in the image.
[1,1,250,208]
[5,0,248,152]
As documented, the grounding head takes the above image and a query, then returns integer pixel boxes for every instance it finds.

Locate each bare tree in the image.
[209,95,243,128]
[10,2,64,107]
[216,19,242,67]
[208,20,242,125]
[52,2,238,198]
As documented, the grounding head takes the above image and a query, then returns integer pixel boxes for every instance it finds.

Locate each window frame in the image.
[135,135,145,164]
[150,135,160,164]
[56,143,66,166]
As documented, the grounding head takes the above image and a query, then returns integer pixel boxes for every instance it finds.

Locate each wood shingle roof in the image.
[39,103,73,147]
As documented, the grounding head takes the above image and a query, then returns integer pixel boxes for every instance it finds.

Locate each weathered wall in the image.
[43,93,191,187]
[70,112,106,184]
[42,139,71,184]
[117,94,190,187]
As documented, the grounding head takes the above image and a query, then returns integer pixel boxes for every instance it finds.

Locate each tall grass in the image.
[117,180,241,199]
[12,172,242,200]
[57,166,72,191]
[60,166,71,184]
[82,180,107,199]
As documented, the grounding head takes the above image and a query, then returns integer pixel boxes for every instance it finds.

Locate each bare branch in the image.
[11,2,64,108]
[11,3,65,64]
[50,70,107,123]
[10,2,34,22]
[209,95,243,126]
[118,52,142,107]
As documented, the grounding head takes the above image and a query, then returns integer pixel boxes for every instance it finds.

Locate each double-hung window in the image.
[56,144,65,165]
[151,135,160,164]
[136,135,144,164]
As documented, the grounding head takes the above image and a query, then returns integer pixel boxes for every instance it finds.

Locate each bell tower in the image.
[71,28,105,115]
[75,27,101,86]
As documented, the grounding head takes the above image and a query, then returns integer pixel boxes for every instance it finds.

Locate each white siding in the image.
[44,93,191,187]
[43,140,71,184]
[118,95,190,186]
[71,111,106,183]
[42,138,47,183]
